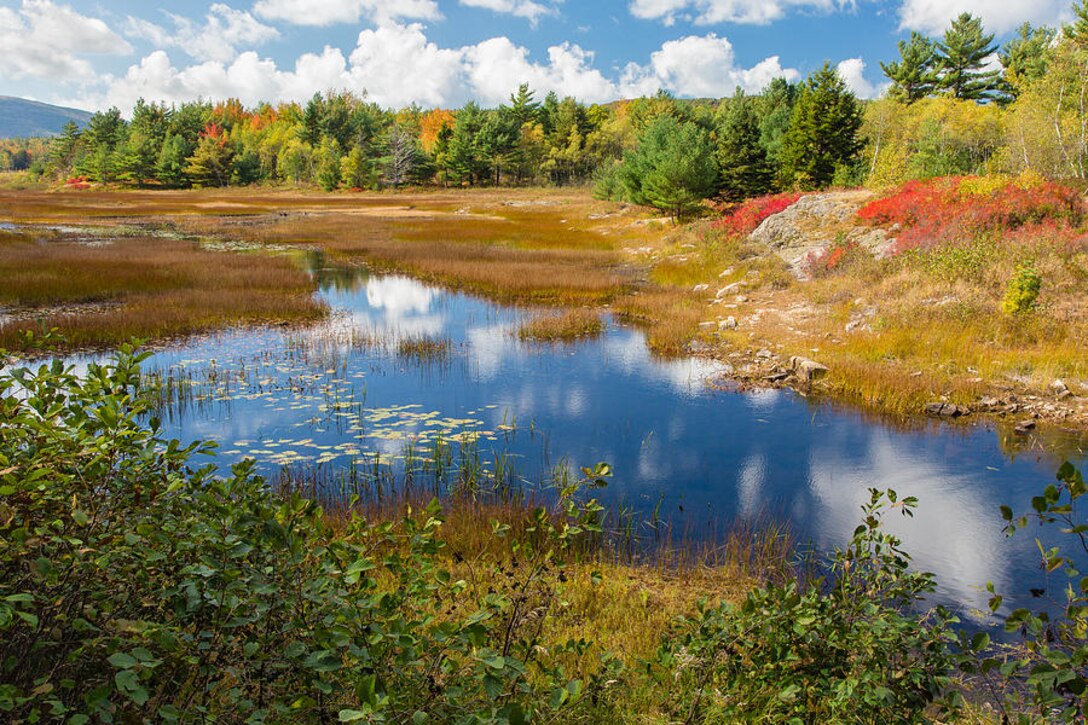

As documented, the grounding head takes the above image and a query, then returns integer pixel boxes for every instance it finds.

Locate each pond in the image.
[87,261,1088,623]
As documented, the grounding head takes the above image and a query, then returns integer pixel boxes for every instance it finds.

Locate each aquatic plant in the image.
[516,309,605,343]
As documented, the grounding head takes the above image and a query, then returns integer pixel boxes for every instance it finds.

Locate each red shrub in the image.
[713,192,803,237]
[858,177,1087,253]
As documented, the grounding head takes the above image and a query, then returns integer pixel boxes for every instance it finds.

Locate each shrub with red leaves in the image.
[713,192,803,237]
[64,176,90,190]
[858,177,1087,253]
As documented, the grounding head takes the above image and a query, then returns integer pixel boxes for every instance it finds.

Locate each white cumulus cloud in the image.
[620,34,799,97]
[463,38,616,105]
[459,0,558,25]
[836,57,885,99]
[69,23,807,112]
[253,0,441,26]
[346,23,465,107]
[125,4,279,63]
[629,0,854,26]
[898,0,1071,35]
[0,0,131,80]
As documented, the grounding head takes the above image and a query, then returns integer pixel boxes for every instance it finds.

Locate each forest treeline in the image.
[5,3,1088,219]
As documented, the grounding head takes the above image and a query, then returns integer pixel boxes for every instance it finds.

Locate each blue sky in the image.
[0,0,1076,112]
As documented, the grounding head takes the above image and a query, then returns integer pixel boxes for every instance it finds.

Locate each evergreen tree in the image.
[447,102,488,185]
[1065,0,1088,44]
[300,93,323,147]
[619,116,718,221]
[76,107,127,182]
[716,91,775,200]
[881,32,940,102]
[757,78,797,166]
[509,84,541,126]
[119,99,169,186]
[779,63,864,190]
[478,108,519,185]
[937,13,1002,101]
[155,133,189,187]
[1000,23,1058,97]
[46,121,83,178]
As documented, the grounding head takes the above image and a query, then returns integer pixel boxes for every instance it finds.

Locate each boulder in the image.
[789,356,829,383]
[719,316,738,330]
[924,402,969,418]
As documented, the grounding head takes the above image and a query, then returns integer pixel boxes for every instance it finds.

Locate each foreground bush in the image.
[0,344,614,723]
[651,490,958,723]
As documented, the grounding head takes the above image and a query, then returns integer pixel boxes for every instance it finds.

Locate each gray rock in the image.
[746,191,893,278]
[716,282,742,298]
[693,284,709,293]
[924,402,969,418]
[1014,420,1037,434]
[789,356,830,383]
[719,316,738,330]
[1051,379,1069,395]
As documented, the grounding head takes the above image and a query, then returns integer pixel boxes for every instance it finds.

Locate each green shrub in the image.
[651,489,957,723]
[0,343,616,723]
[970,462,1088,722]
[1001,264,1042,315]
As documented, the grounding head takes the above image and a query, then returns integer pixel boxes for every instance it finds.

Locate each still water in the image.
[129,265,1084,622]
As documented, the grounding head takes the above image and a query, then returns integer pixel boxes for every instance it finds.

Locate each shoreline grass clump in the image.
[517,309,605,343]
[395,334,453,363]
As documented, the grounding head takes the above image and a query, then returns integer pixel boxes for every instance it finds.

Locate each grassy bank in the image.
[0,183,1085,429]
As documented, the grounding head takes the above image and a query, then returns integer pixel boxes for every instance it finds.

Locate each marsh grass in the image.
[0,230,325,351]
[517,309,605,343]
[396,334,453,363]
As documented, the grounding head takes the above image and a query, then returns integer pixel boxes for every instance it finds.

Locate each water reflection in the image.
[133,266,1084,618]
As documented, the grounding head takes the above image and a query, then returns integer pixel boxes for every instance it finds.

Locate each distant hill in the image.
[0,96,93,138]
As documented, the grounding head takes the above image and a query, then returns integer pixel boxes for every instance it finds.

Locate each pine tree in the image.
[1066,0,1088,44]
[937,13,1002,101]
[758,78,797,166]
[76,107,127,183]
[155,133,189,187]
[1000,23,1058,96]
[716,91,775,200]
[779,63,864,190]
[881,32,940,102]
[46,121,83,178]
[508,84,541,126]
[619,116,718,221]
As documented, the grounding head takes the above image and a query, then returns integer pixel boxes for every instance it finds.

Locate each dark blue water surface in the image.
[111,267,1084,622]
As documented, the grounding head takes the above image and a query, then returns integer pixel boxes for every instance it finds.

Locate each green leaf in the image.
[338,709,371,722]
[107,652,138,669]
